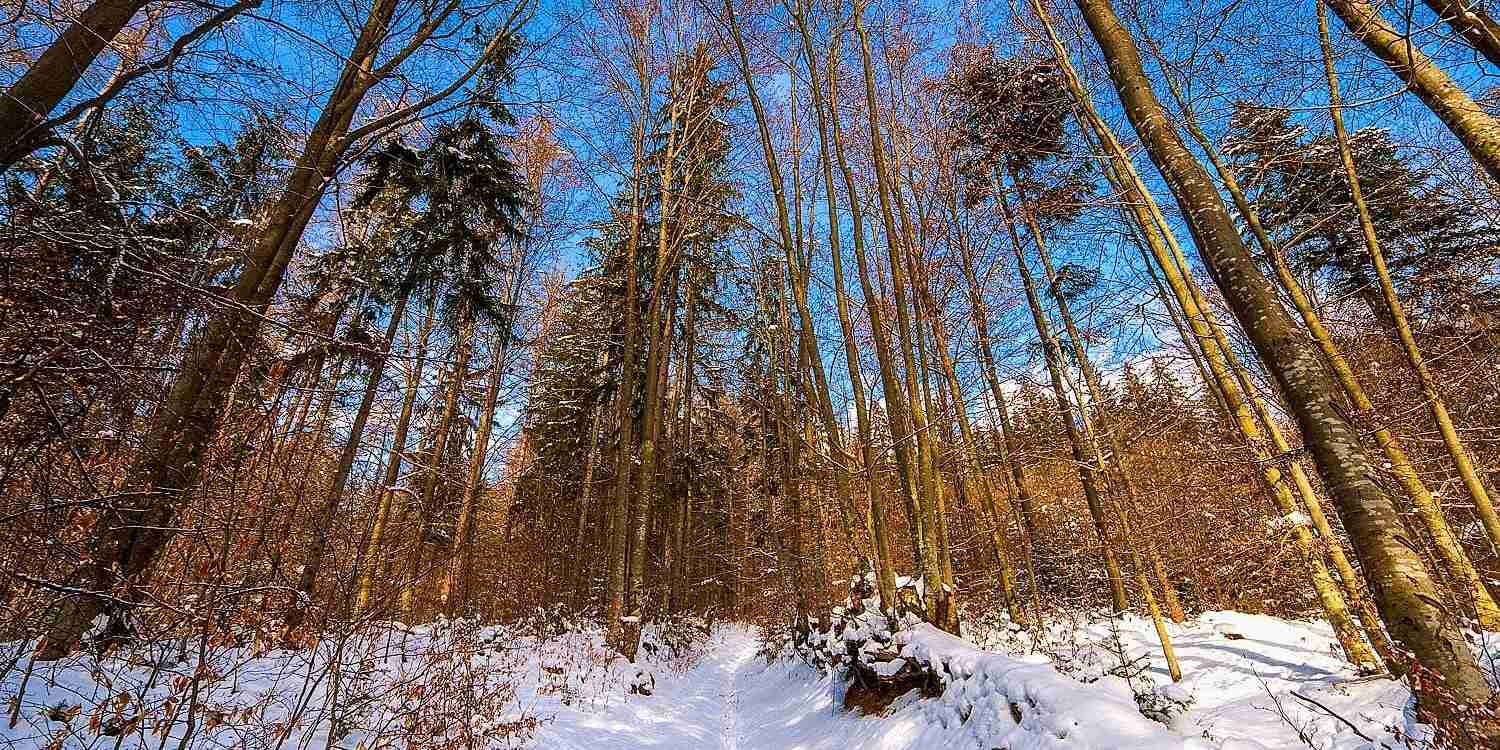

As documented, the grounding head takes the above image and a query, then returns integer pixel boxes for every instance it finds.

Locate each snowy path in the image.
[529,627,776,750]
[524,614,1444,750]
[1,614,1448,749]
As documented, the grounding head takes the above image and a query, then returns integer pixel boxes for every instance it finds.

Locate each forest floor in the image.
[2,611,1493,749]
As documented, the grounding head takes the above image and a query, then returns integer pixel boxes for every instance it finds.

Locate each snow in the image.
[969,609,1500,749]
[3,610,1490,749]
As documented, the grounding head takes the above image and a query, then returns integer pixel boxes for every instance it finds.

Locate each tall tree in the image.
[37,0,530,658]
[1071,0,1498,732]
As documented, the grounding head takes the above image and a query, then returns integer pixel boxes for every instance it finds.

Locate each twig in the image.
[1290,690,1387,747]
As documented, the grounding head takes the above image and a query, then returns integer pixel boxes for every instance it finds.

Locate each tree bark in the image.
[852,3,951,628]
[38,0,407,659]
[1323,0,1500,184]
[1073,0,1496,725]
[354,288,437,615]
[287,291,411,628]
[439,331,507,614]
[998,180,1130,614]
[0,0,152,165]
[792,3,899,611]
[1423,0,1500,68]
[1318,2,1500,626]
[1039,0,1385,669]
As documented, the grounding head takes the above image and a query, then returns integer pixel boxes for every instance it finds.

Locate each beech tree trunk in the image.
[1423,0,1500,68]
[852,4,952,629]
[1323,0,1500,184]
[792,3,899,611]
[439,333,507,614]
[0,0,152,166]
[998,179,1129,615]
[354,290,438,615]
[37,0,407,659]
[1073,0,1497,729]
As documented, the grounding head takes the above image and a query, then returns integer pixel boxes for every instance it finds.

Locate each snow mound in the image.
[894,623,1200,749]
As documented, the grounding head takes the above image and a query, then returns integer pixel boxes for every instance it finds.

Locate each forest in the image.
[3,0,1500,748]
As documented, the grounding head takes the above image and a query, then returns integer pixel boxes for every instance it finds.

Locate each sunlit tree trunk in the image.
[606,15,652,652]
[1037,0,1384,668]
[355,289,437,615]
[792,3,899,611]
[438,331,506,615]
[399,313,476,617]
[1014,171,1184,623]
[1074,0,1496,724]
[0,0,152,165]
[1318,5,1500,627]
[851,2,951,628]
[998,179,1129,614]
[1322,0,1500,183]
[725,0,871,580]
[826,29,926,615]
[1423,0,1500,67]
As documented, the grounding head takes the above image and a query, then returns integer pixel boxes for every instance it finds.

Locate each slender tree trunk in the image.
[355,289,437,614]
[288,291,411,627]
[573,389,607,608]
[792,5,899,611]
[606,20,653,651]
[0,0,152,165]
[1074,0,1496,726]
[1318,4,1500,626]
[438,332,506,614]
[851,4,951,628]
[1015,171,1185,623]
[921,274,1024,623]
[826,28,925,615]
[998,181,1129,614]
[399,313,476,617]
[725,0,870,580]
[948,196,1046,623]
[1039,0,1385,668]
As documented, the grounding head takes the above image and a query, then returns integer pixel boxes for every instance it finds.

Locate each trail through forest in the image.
[10,0,1500,745]
[534,627,762,750]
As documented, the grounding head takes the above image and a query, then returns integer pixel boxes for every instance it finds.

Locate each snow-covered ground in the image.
[969,609,1500,749]
[3,610,1491,749]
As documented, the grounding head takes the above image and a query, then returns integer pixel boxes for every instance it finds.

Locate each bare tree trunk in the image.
[1322,0,1500,183]
[851,2,951,628]
[0,0,152,164]
[354,289,437,615]
[1073,0,1496,728]
[998,179,1129,614]
[606,17,652,652]
[1151,59,1488,614]
[438,332,506,615]
[398,314,477,617]
[826,24,926,616]
[1016,171,1184,623]
[288,291,411,628]
[1038,0,1385,668]
[1423,0,1500,68]
[724,0,871,581]
[572,386,607,608]
[31,0,530,656]
[791,3,899,611]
